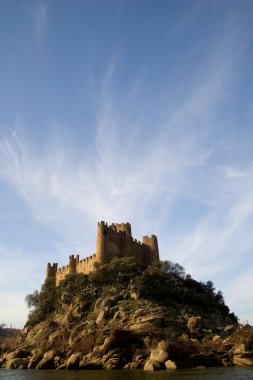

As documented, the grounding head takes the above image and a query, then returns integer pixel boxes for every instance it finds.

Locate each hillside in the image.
[0,258,252,370]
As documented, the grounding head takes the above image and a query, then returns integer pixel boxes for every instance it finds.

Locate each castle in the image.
[46,221,159,285]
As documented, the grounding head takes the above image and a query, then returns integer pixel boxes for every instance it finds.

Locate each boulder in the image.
[150,349,168,363]
[103,336,115,349]
[187,316,202,337]
[233,356,253,367]
[31,348,44,356]
[94,298,103,312]
[47,330,67,351]
[96,310,107,324]
[26,321,54,347]
[165,359,177,370]
[224,325,236,334]
[157,340,169,350]
[36,350,55,370]
[94,297,115,314]
[69,327,96,353]
[102,348,122,369]
[68,322,87,346]
[100,297,115,309]
[66,353,81,370]
[139,315,164,326]
[130,315,164,331]
[144,359,161,371]
[5,358,29,369]
[130,322,152,331]
[4,349,26,361]
[28,355,43,369]
[233,343,247,356]
[212,335,222,342]
[79,352,103,370]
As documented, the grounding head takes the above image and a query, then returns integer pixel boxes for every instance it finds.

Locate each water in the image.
[0,368,253,380]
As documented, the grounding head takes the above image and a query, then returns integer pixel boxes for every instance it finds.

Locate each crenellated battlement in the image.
[46,221,159,285]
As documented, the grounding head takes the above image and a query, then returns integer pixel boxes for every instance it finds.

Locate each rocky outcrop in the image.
[232,341,253,367]
[0,292,247,371]
[36,350,55,369]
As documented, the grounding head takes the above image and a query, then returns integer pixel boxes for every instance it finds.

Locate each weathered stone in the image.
[150,349,169,363]
[69,329,96,353]
[79,353,103,370]
[5,358,29,369]
[28,355,43,369]
[144,359,161,371]
[31,348,44,356]
[96,310,107,324]
[224,325,236,334]
[233,343,246,356]
[233,356,253,367]
[130,292,138,300]
[165,359,177,370]
[100,297,115,309]
[68,322,87,346]
[56,362,67,370]
[94,298,103,312]
[212,335,222,342]
[98,335,115,353]
[26,321,54,347]
[187,316,202,336]
[46,222,159,284]
[102,348,121,369]
[139,315,164,326]
[130,322,154,331]
[130,315,164,331]
[157,340,169,350]
[36,350,55,370]
[4,349,25,361]
[66,353,81,370]
[47,330,67,351]
[104,356,121,369]
[222,358,230,367]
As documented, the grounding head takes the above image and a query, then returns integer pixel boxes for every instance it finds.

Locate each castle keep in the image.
[46,221,159,285]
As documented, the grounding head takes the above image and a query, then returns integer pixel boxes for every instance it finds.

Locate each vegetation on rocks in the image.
[25,258,237,328]
[1,258,252,371]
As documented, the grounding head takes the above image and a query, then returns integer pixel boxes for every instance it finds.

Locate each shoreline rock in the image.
[1,297,252,371]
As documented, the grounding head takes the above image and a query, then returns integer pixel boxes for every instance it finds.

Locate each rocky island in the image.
[0,222,252,371]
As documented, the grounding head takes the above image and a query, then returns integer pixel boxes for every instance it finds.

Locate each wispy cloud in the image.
[1,7,253,326]
[28,0,48,45]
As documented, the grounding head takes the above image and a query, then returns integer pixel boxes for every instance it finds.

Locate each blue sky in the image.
[1,0,253,327]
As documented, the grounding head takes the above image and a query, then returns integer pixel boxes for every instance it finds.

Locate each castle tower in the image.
[142,235,159,264]
[96,221,106,264]
[45,263,58,285]
[45,221,160,286]
[68,255,79,275]
[115,223,132,237]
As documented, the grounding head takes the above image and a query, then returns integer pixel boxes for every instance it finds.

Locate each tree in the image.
[25,281,58,327]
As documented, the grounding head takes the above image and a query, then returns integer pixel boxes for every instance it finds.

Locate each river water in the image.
[0,368,253,380]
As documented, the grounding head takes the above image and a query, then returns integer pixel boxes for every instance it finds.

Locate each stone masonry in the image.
[46,221,159,285]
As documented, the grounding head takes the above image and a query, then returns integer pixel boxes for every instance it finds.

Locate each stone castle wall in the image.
[46,221,159,285]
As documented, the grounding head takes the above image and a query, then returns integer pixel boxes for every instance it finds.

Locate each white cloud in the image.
[26,0,48,45]
[0,12,253,326]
